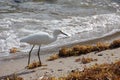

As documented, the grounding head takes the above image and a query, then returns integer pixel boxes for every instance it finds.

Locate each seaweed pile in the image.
[27,61,42,69]
[5,74,24,80]
[9,47,20,54]
[48,39,120,61]
[75,57,97,64]
[4,60,120,80]
[44,61,120,80]
[47,54,59,61]
[109,39,120,49]
[59,42,109,57]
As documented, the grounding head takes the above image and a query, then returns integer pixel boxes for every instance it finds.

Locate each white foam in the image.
[0,13,120,56]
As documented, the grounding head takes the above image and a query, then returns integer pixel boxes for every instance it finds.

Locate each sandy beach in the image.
[0,0,120,79]
[0,32,120,80]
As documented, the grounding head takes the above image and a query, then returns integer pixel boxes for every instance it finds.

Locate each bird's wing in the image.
[20,32,50,45]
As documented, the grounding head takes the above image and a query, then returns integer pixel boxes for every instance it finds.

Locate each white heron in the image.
[20,29,68,66]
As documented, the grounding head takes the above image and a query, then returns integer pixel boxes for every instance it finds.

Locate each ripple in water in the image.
[0,13,120,57]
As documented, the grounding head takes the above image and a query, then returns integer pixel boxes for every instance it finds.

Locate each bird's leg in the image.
[37,45,41,65]
[28,45,35,66]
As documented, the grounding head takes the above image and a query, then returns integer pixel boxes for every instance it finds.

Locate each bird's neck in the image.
[51,32,59,42]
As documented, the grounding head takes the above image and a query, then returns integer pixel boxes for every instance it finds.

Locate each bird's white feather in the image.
[20,29,67,45]
[20,32,52,45]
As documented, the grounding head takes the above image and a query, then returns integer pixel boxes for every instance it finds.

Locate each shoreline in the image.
[0,32,120,80]
[0,31,120,61]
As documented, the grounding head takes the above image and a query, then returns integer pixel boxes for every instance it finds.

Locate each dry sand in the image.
[0,32,120,80]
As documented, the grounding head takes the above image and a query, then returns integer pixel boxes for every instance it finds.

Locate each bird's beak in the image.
[61,31,68,36]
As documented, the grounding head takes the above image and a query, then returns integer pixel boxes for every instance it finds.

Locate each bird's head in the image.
[54,29,68,36]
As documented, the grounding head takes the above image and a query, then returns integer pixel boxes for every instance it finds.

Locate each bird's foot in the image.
[25,61,42,69]
[25,65,29,69]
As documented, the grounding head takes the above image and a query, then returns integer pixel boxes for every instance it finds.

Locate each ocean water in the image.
[0,0,120,57]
